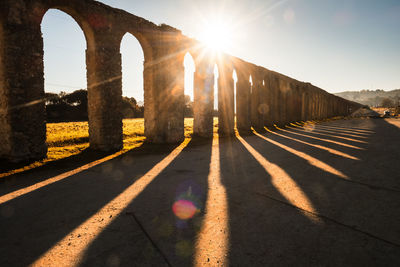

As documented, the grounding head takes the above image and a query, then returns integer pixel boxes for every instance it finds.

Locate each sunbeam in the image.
[236,135,316,214]
[304,127,369,139]
[264,127,360,161]
[194,135,229,266]
[314,125,372,136]
[253,132,348,179]
[31,139,190,266]
[0,150,130,205]
[284,126,365,150]
[291,125,368,144]
[315,124,375,133]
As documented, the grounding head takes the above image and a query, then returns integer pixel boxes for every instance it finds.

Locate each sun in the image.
[198,19,232,52]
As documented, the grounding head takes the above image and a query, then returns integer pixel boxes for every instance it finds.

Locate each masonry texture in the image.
[0,0,362,162]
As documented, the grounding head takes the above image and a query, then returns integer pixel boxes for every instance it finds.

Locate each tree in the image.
[184,95,193,117]
[63,89,87,107]
[45,92,61,105]
[121,97,136,118]
[380,98,394,108]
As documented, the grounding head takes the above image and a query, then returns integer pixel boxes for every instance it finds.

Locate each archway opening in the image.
[120,32,145,149]
[41,9,88,159]
[213,64,219,133]
[232,69,238,129]
[183,52,195,135]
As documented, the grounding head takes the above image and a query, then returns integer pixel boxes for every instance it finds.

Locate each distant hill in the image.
[334,89,400,107]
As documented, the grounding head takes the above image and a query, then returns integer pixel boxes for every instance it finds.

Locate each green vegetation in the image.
[45,89,195,121]
[45,90,144,122]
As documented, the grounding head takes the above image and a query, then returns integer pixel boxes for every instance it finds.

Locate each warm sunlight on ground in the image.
[0,118,220,178]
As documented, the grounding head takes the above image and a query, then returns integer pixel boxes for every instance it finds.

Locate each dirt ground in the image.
[0,118,399,266]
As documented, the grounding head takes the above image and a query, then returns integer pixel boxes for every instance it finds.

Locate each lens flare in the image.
[172,185,202,220]
[173,199,198,220]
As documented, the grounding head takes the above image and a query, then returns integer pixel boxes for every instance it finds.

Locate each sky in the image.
[41,0,400,102]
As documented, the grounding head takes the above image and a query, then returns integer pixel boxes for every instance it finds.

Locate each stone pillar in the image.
[143,57,159,142]
[193,58,214,137]
[295,84,303,122]
[0,9,47,161]
[86,42,123,151]
[288,82,299,123]
[158,48,184,143]
[144,33,185,143]
[263,71,274,127]
[251,73,265,130]
[316,92,321,120]
[314,91,319,120]
[320,93,325,119]
[249,74,258,128]
[301,87,309,122]
[286,82,296,123]
[310,89,317,120]
[270,74,281,126]
[278,78,289,126]
[236,68,251,133]
[259,71,271,128]
[218,60,234,136]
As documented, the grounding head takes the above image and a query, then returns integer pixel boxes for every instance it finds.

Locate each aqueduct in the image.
[0,0,361,162]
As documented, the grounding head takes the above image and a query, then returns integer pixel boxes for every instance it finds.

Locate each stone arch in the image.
[120,32,145,101]
[119,32,145,145]
[36,5,95,51]
[215,57,235,135]
[234,62,252,133]
[40,10,88,146]
[262,71,274,127]
[117,31,158,143]
[117,30,152,64]
[0,1,100,160]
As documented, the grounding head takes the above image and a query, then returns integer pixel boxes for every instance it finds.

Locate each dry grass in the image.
[46,118,194,161]
[1,118,220,177]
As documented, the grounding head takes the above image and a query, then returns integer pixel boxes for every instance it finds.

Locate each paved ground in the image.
[0,118,399,266]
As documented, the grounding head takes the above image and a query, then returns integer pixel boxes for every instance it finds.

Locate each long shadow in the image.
[0,142,182,266]
[243,119,400,247]
[1,119,399,266]
[78,137,213,266]
[280,125,368,151]
[0,141,90,175]
[0,141,181,199]
[274,125,368,160]
[271,119,400,191]
[0,148,115,197]
[219,133,400,266]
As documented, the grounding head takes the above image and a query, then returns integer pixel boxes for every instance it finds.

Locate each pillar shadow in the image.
[218,132,400,266]
[0,142,182,266]
[0,142,177,198]
[243,118,400,247]
[270,119,399,191]
[77,137,213,266]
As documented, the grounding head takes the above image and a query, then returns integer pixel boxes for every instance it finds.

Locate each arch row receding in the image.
[0,0,362,162]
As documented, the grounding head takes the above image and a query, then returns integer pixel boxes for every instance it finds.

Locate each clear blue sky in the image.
[42,0,400,101]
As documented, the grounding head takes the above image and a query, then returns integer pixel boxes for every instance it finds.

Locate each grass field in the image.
[46,118,202,161]
[1,118,219,177]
